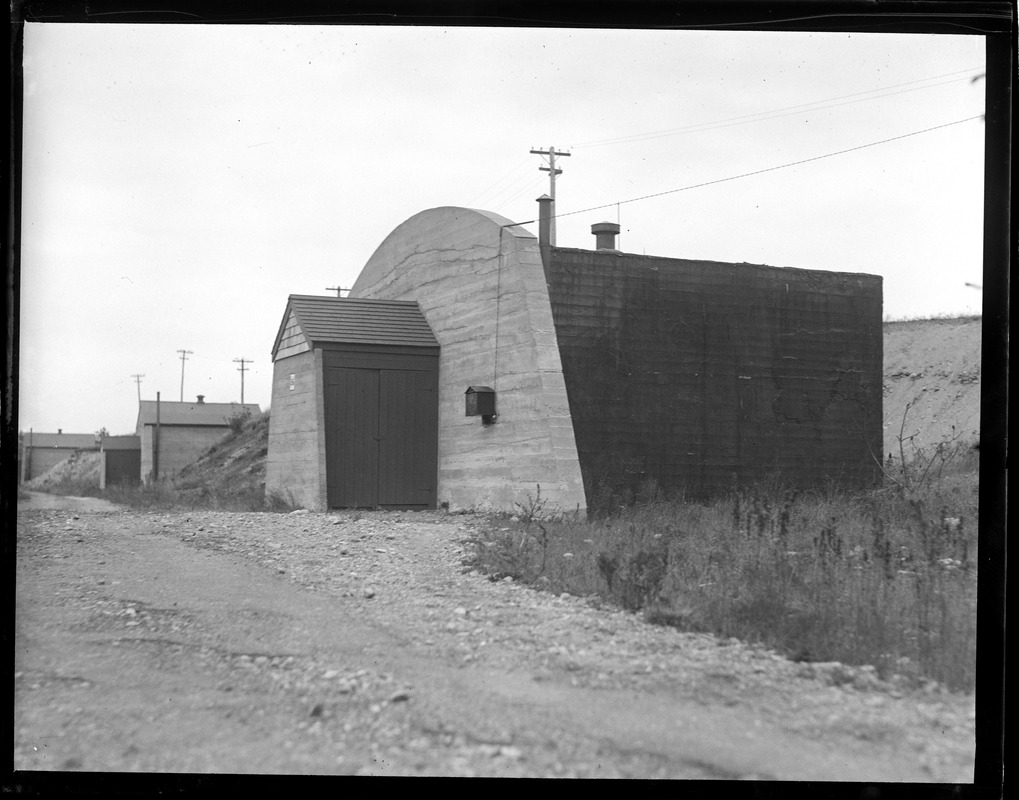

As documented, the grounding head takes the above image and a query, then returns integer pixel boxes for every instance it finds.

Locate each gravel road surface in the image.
[13,494,976,781]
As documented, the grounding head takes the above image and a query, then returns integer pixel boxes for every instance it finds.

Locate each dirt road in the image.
[13,496,976,782]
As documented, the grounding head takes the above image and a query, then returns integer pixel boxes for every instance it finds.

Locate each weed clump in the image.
[466,455,979,692]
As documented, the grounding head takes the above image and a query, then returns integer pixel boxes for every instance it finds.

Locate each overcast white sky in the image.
[18,24,986,436]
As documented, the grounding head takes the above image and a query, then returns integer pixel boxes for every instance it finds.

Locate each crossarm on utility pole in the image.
[530,146,571,245]
[233,358,252,405]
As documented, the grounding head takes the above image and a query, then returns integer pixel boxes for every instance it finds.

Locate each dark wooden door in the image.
[105,449,141,485]
[324,360,438,509]
[325,367,380,508]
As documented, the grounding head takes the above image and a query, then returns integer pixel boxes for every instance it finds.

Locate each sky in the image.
[17,23,987,436]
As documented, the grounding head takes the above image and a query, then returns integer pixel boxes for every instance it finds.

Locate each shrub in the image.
[227,409,253,435]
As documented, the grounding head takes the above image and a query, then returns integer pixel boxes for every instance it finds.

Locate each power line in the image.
[518,115,983,226]
[466,155,533,207]
[493,174,545,215]
[190,353,233,363]
[487,169,544,211]
[571,67,985,150]
[481,68,985,219]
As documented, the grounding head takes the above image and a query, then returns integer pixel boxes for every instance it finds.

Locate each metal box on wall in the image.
[465,386,496,419]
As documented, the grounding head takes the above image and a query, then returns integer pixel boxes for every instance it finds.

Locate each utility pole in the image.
[326,286,350,297]
[154,392,161,480]
[233,358,252,404]
[131,374,144,403]
[530,146,570,245]
[177,350,193,402]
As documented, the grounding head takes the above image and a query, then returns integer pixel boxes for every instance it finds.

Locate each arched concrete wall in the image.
[350,206,587,515]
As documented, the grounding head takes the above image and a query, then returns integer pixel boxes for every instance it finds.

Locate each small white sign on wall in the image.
[289,373,296,391]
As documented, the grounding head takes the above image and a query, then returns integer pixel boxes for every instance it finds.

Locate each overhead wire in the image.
[509,115,983,227]
[477,67,984,218]
[570,67,985,149]
[494,175,546,214]
[487,169,544,210]
[465,155,533,207]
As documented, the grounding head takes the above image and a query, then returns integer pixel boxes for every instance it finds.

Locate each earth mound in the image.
[173,410,270,499]
[881,316,981,460]
[25,450,103,491]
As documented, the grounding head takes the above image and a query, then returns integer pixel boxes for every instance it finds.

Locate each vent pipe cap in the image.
[591,221,621,250]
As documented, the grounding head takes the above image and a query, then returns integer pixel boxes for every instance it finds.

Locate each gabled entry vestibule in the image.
[266,295,439,511]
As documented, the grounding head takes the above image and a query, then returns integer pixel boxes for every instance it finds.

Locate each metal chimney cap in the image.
[591,222,620,235]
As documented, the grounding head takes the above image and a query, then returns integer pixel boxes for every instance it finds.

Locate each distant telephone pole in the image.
[130,373,144,403]
[177,350,193,402]
[233,358,252,404]
[530,146,570,245]
[326,286,350,297]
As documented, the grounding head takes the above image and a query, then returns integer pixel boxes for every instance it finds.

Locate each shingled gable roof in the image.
[271,295,438,360]
[136,401,261,427]
[24,432,98,449]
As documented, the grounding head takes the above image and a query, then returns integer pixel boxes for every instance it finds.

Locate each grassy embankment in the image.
[466,442,979,693]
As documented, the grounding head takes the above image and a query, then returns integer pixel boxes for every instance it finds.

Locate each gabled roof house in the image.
[136,397,261,481]
[20,430,98,483]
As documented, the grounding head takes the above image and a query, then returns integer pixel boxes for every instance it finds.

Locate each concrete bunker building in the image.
[267,200,882,513]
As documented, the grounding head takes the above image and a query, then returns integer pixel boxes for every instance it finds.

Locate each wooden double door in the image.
[323,348,438,509]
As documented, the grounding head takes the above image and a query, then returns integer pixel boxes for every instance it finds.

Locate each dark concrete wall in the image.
[546,248,883,503]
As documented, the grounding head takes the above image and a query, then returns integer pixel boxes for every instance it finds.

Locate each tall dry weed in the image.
[468,468,979,691]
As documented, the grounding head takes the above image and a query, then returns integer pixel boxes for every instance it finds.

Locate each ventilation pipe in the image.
[537,194,553,273]
[591,222,621,251]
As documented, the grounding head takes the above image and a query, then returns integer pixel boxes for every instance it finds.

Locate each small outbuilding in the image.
[136,397,261,481]
[99,435,141,488]
[20,431,98,483]
[266,295,440,511]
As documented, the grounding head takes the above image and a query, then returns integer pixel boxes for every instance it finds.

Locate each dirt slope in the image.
[882,317,981,460]
[24,451,103,492]
[173,410,269,498]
